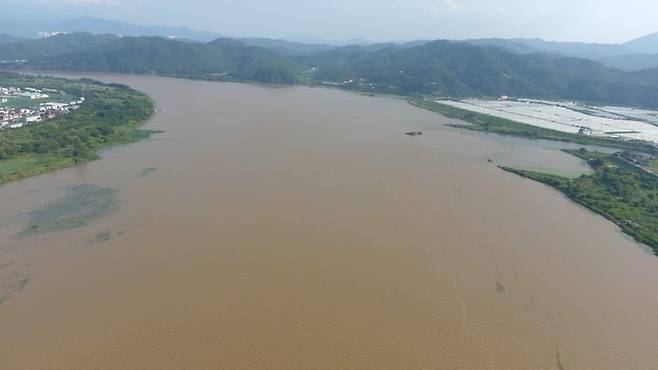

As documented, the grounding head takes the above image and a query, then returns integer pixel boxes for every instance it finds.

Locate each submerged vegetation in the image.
[0,272,29,305]
[0,72,155,185]
[18,184,117,237]
[503,149,658,254]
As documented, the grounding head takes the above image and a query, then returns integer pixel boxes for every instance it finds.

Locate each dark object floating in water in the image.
[487,158,494,163]
[406,131,423,137]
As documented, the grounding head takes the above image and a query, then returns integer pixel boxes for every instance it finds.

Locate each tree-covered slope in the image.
[0,32,119,60]
[24,37,300,84]
[301,41,658,108]
[9,35,658,107]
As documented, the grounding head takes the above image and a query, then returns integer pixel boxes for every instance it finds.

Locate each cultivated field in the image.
[439,99,658,144]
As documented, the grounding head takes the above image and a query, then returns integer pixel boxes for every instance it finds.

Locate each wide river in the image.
[1,74,658,369]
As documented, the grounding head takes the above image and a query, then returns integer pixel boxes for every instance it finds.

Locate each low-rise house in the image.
[0,86,84,129]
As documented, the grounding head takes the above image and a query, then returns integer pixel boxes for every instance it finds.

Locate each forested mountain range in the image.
[0,16,220,41]
[0,32,118,61]
[299,40,658,107]
[465,36,658,71]
[21,36,300,84]
[2,30,658,107]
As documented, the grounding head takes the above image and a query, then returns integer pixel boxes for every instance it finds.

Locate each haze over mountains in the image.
[465,37,658,71]
[2,16,658,107]
[0,16,221,42]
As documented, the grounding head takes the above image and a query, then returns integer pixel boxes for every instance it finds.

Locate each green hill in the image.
[0,32,118,60]
[301,40,658,108]
[9,35,658,107]
[24,37,300,84]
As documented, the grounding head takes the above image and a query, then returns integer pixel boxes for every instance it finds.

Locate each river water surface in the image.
[1,75,658,369]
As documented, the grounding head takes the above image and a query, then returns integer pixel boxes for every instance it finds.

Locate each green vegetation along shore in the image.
[411,99,658,254]
[411,99,658,154]
[0,72,155,185]
[504,150,658,254]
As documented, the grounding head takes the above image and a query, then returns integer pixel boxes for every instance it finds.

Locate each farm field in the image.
[439,99,658,144]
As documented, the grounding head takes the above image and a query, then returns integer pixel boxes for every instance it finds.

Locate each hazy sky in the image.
[4,0,656,43]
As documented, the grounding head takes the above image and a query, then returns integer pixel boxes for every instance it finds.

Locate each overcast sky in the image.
[3,0,656,43]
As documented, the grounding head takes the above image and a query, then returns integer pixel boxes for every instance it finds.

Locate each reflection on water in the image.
[1,74,657,370]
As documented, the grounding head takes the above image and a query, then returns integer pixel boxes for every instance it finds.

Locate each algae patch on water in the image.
[18,185,117,237]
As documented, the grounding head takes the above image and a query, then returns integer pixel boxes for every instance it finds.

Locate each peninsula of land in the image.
[0,72,155,185]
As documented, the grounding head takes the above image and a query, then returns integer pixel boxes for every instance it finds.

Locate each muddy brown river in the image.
[1,74,658,369]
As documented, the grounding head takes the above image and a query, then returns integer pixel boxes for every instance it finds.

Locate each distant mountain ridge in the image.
[21,36,300,84]
[0,16,221,42]
[0,32,118,60]
[237,38,334,56]
[2,19,658,108]
[299,40,658,108]
[624,32,658,54]
[4,16,658,71]
[465,36,658,71]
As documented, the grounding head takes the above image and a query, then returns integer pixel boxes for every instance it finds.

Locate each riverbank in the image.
[0,73,156,186]
[504,149,658,254]
[409,97,658,253]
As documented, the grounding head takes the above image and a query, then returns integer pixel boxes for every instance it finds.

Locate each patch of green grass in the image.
[0,93,76,109]
[648,160,658,174]
[514,166,590,179]
[0,154,75,184]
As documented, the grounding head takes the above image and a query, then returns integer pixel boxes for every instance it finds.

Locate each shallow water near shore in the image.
[1,74,658,369]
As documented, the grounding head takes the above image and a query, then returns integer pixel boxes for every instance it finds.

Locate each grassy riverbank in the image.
[0,73,156,185]
[503,149,658,254]
[411,99,658,154]
[410,97,658,253]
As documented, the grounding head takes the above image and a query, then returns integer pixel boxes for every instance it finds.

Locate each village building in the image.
[0,86,84,130]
